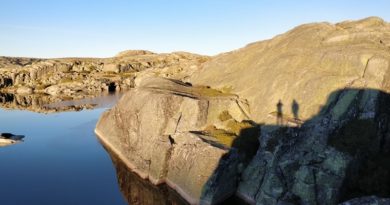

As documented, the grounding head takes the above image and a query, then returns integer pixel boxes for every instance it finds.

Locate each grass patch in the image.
[192,86,233,97]
[204,125,236,146]
[120,72,135,77]
[59,76,83,84]
[203,110,260,161]
[19,70,30,74]
[218,110,233,122]
[59,77,73,84]
[35,84,49,90]
[203,118,260,162]
[221,86,233,93]
[102,73,118,78]
[227,120,255,135]
[87,65,96,71]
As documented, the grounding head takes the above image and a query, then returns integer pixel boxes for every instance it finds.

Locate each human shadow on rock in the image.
[202,88,390,205]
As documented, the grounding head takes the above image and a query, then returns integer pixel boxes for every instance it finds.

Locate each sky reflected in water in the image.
[0,107,128,205]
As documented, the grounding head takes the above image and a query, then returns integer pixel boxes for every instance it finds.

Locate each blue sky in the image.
[1,0,389,58]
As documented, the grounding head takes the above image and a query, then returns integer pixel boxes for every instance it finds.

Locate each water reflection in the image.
[0,132,24,147]
[103,145,189,205]
[0,92,123,113]
[0,95,128,205]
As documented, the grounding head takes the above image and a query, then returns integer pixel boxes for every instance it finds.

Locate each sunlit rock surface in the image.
[96,77,256,204]
[191,17,390,124]
[0,51,209,101]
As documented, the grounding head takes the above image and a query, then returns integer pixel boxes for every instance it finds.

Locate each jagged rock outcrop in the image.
[0,51,208,100]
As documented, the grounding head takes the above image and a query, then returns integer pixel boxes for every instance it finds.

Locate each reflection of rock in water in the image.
[107,148,189,205]
[0,133,25,147]
[0,93,96,113]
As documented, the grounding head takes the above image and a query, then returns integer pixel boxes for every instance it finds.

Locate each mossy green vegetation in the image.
[204,125,236,146]
[191,86,233,97]
[59,77,73,84]
[59,76,83,84]
[218,110,232,122]
[19,70,30,74]
[221,85,233,94]
[204,110,260,160]
[119,72,135,77]
[34,84,49,90]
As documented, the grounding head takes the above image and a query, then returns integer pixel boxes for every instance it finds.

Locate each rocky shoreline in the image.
[0,50,208,101]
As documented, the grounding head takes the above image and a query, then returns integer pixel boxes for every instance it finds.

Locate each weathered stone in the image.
[16,86,33,95]
[44,85,61,96]
[0,50,209,101]
[191,17,390,124]
[102,63,120,73]
[95,77,250,204]
[236,88,390,205]
[339,196,390,205]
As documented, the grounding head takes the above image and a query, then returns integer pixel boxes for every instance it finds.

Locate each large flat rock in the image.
[95,77,252,204]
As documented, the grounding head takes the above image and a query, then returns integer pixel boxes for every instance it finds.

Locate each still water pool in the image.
[0,94,188,205]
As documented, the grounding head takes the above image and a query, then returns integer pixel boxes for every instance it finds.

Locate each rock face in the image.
[237,88,390,204]
[339,196,390,205]
[191,17,390,124]
[0,51,208,101]
[95,77,258,204]
[95,17,390,205]
[105,145,189,205]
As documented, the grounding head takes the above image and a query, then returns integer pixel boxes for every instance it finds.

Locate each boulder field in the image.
[0,51,208,100]
[93,17,390,204]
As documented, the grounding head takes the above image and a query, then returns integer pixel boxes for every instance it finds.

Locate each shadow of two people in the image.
[276,99,300,126]
[203,88,390,204]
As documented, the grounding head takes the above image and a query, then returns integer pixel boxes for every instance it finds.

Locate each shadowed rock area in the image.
[236,88,390,204]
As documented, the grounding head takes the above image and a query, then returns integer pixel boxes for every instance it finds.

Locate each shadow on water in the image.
[202,88,390,204]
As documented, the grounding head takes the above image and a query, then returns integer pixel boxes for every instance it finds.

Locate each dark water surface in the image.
[0,93,189,205]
